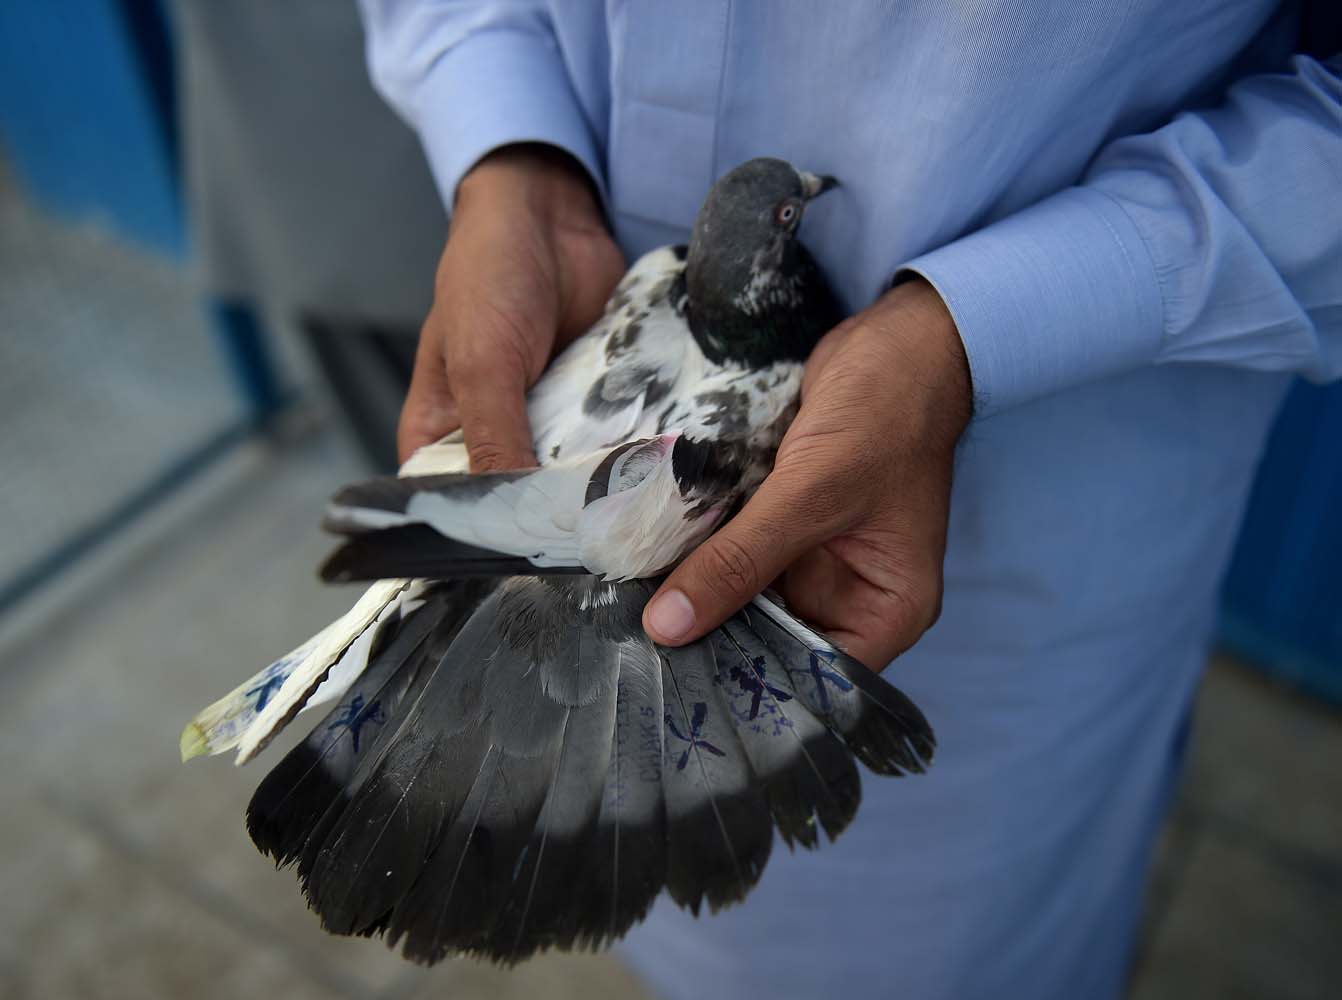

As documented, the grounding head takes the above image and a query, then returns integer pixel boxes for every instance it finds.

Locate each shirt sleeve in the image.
[901,54,1342,418]
[356,0,604,208]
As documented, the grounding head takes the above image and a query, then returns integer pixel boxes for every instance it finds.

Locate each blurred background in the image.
[0,2,1338,998]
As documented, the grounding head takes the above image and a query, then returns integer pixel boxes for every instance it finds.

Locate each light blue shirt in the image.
[359,3,1342,998]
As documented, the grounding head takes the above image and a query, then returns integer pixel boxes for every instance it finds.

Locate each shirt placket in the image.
[606,0,730,249]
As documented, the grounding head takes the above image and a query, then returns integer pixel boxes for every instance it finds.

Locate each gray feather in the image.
[742,594,936,775]
[486,643,622,961]
[660,641,773,914]
[713,621,860,847]
[386,740,559,963]
[298,593,506,935]
[559,637,667,950]
[246,584,472,865]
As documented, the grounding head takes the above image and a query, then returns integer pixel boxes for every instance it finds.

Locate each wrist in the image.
[457,143,606,232]
[869,278,973,443]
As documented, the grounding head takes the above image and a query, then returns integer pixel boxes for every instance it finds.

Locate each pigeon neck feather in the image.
[683,237,839,369]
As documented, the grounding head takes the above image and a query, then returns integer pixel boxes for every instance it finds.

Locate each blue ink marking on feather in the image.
[786,650,853,714]
[665,701,726,770]
[245,672,289,712]
[326,694,386,753]
[728,656,793,719]
[717,651,795,737]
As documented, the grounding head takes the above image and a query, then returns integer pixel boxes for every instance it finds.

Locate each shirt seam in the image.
[1086,186,1168,347]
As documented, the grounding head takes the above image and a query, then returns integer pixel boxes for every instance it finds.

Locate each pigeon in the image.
[182,157,936,965]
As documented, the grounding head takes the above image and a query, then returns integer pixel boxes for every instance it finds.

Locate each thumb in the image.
[642,474,831,645]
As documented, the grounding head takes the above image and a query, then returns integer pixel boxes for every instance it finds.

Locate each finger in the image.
[823,533,946,666]
[397,338,461,463]
[776,547,848,629]
[827,610,924,672]
[643,473,838,646]
[821,627,885,671]
[780,544,941,671]
[778,551,888,670]
[452,360,538,471]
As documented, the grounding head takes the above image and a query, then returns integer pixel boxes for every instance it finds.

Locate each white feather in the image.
[206,438,469,764]
[179,580,416,762]
[398,451,606,566]
[532,247,693,461]
[232,577,411,764]
[399,433,469,476]
[578,434,726,579]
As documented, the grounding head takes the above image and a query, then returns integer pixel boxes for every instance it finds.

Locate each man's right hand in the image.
[398,144,625,470]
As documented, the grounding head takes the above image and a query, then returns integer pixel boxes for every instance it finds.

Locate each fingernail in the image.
[646,589,696,642]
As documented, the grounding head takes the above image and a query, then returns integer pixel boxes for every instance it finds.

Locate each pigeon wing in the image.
[321,432,743,583]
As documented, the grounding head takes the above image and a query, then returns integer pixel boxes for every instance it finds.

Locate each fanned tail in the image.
[209,576,935,964]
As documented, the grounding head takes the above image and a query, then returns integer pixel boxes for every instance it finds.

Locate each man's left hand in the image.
[642,278,972,670]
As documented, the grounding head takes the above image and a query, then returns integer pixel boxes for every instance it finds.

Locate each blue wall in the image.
[1220,380,1342,702]
[0,0,183,256]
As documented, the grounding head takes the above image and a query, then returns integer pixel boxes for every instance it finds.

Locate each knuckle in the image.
[467,440,513,472]
[888,577,943,637]
[698,533,765,603]
[447,349,483,383]
[450,323,534,392]
[477,300,540,365]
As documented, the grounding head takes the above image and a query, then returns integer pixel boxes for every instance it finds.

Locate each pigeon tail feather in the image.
[238,575,930,963]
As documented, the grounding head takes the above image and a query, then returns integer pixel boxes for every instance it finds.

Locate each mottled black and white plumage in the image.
[183,158,934,965]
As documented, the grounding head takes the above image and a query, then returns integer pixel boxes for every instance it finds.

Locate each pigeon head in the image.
[685,158,840,365]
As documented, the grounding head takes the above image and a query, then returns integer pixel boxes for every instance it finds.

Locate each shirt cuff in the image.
[899,187,1165,418]
[405,29,605,210]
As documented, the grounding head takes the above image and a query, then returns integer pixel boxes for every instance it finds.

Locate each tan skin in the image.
[402,145,972,671]
[398,145,626,469]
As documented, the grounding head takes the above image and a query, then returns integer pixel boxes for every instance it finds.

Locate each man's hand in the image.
[642,278,972,669]
[399,145,625,470]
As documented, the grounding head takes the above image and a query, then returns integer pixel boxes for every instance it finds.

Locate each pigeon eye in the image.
[775,201,799,226]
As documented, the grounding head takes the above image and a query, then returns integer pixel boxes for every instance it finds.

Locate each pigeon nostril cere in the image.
[800,172,839,200]
[646,589,696,642]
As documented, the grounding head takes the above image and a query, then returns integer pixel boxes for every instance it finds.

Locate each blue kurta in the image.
[358,2,1342,996]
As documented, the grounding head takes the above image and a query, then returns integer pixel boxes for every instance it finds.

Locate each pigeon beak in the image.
[799,171,839,201]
